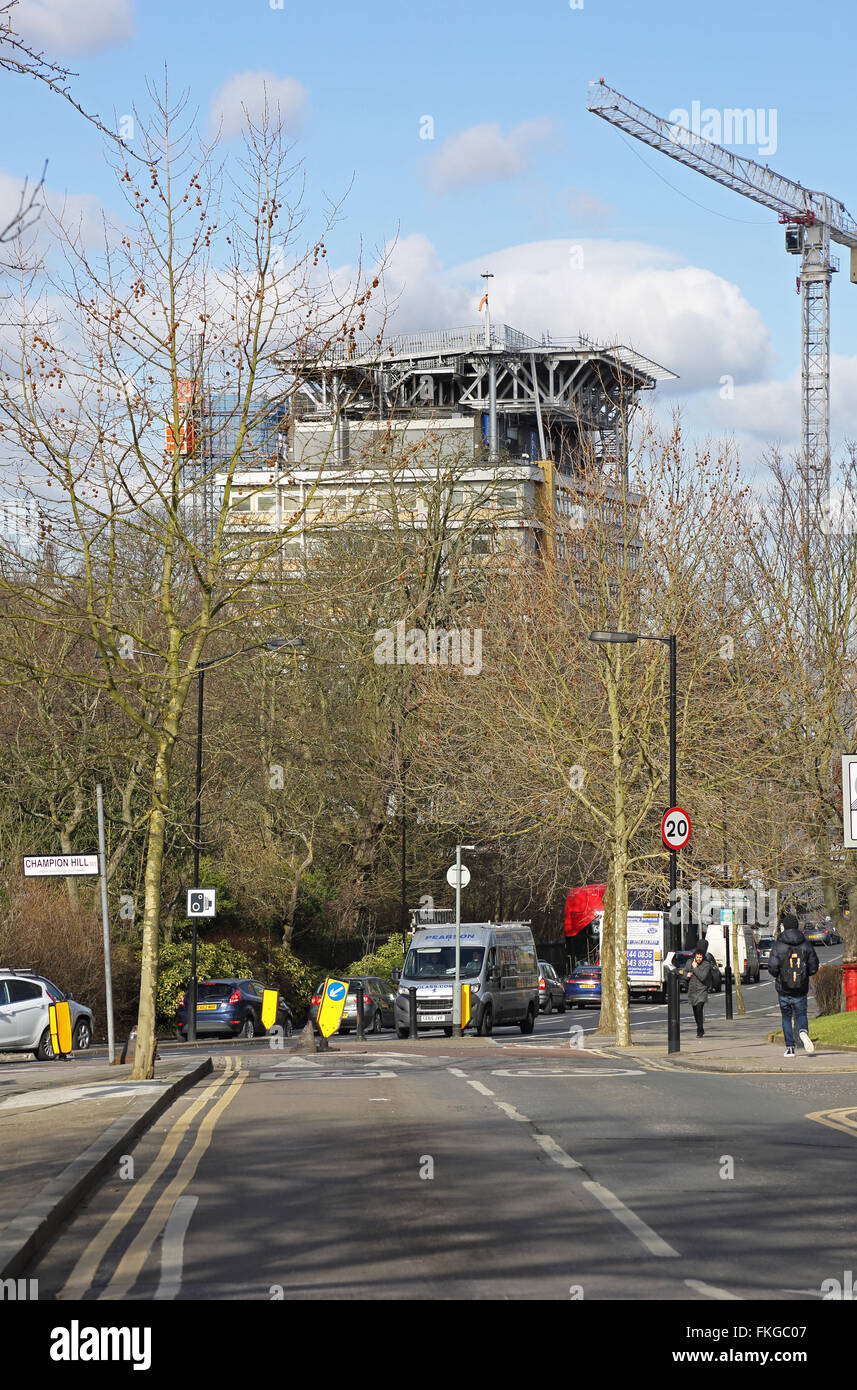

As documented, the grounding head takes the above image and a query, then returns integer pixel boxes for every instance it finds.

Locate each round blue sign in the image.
[327,981,347,1001]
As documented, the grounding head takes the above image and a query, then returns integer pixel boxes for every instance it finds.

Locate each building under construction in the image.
[209,322,675,563]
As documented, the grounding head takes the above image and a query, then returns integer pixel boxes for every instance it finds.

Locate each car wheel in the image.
[519,1004,535,1034]
[372,1008,383,1034]
[283,1016,293,1038]
[477,1005,493,1036]
[241,1015,256,1040]
[35,1027,55,1061]
[72,1019,92,1051]
[558,996,567,1013]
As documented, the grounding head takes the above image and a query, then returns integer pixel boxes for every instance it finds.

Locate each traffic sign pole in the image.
[667,634,680,1054]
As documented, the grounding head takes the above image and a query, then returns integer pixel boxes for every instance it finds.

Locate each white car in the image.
[0,969,95,1060]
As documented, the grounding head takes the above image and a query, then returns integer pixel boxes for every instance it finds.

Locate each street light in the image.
[187,635,305,1042]
[588,629,681,1053]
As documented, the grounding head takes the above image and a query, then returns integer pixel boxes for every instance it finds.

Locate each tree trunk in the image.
[131,742,171,1080]
[731,917,746,1016]
[611,847,631,1047]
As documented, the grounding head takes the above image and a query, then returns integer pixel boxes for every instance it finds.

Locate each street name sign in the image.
[23,854,99,877]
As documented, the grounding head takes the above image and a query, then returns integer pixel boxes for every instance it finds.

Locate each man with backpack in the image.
[767,914,820,1057]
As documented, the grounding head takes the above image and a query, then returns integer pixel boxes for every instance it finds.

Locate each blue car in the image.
[564,965,602,1009]
[176,977,294,1040]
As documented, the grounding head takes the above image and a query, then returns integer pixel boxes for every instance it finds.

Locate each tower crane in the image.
[588,80,857,490]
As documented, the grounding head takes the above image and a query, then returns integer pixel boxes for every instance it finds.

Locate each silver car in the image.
[0,969,95,1060]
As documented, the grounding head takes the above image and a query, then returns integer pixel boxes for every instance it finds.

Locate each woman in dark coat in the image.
[684,944,712,1038]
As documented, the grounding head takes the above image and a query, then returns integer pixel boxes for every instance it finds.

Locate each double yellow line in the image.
[59,1059,246,1301]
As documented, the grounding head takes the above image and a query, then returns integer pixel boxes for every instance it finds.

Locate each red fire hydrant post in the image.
[843,961,857,1014]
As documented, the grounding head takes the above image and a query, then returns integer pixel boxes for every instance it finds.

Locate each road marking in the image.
[99,1069,247,1300]
[447,1067,468,1076]
[154,1195,198,1301]
[0,1081,166,1112]
[260,1069,397,1080]
[533,1134,580,1169]
[269,1056,321,1069]
[806,1107,857,1138]
[581,1180,680,1258]
[465,1079,494,1096]
[490,1068,644,1077]
[685,1278,741,1300]
[60,1063,236,1300]
[493,1100,529,1122]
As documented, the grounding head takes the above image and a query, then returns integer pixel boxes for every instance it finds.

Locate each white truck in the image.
[596,909,669,1002]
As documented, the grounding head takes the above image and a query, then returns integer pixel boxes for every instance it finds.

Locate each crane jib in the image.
[588,82,857,247]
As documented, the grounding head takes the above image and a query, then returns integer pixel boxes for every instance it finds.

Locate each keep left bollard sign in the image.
[49,1001,73,1055]
[317,978,349,1038]
[261,989,279,1031]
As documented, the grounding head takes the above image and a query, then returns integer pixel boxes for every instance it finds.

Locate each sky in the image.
[2,0,857,471]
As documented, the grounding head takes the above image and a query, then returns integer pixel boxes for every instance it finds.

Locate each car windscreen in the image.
[404,947,485,978]
[198,982,236,1000]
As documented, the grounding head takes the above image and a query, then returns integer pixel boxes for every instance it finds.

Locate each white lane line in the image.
[534,1134,581,1169]
[447,1067,468,1077]
[466,1079,495,1096]
[581,1180,680,1258]
[685,1278,741,1300]
[494,1100,529,1122]
[155,1195,199,1301]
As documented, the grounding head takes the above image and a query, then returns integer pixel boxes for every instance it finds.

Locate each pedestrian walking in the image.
[683,944,712,1038]
[767,913,819,1057]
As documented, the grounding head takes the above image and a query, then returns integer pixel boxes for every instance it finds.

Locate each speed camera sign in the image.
[187,888,216,917]
[661,807,691,851]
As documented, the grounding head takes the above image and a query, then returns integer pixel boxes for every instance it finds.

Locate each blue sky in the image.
[3,0,857,464]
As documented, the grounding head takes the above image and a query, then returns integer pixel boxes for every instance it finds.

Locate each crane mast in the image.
[588,81,857,490]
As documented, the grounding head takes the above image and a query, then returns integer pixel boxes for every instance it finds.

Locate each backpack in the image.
[780,944,808,994]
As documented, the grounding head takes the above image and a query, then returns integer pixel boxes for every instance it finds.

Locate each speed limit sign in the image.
[661,807,691,851]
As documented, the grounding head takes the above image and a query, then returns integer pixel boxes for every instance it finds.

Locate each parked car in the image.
[565,964,602,1009]
[0,968,95,1060]
[176,978,294,1040]
[310,977,396,1034]
[538,961,567,1014]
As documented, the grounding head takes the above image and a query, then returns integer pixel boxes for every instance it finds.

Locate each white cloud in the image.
[369,237,774,395]
[0,169,105,256]
[13,0,134,54]
[426,119,558,193]
[209,72,307,140]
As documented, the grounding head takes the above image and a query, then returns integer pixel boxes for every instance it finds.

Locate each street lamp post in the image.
[589,630,681,1053]
[186,636,303,1042]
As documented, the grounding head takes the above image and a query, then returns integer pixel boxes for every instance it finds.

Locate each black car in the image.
[176,978,294,1040]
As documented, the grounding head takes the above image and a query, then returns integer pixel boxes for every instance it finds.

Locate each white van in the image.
[702,923,760,984]
[393,921,540,1037]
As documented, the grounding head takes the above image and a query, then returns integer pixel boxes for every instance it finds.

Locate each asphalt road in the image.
[28,1022,857,1301]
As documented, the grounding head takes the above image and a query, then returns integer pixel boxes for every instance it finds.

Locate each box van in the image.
[393,922,540,1037]
[702,923,760,984]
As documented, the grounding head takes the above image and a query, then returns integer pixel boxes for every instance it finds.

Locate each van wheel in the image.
[519,1005,535,1034]
[477,1006,493,1037]
[396,1026,410,1039]
[443,1027,453,1037]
